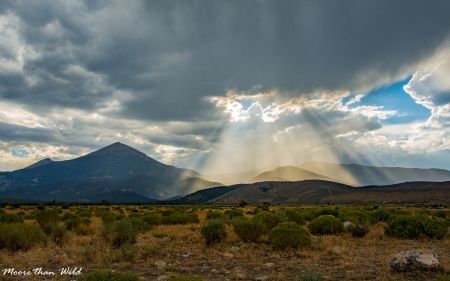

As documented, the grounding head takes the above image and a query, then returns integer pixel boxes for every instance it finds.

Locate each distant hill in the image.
[0,142,222,201]
[175,180,450,205]
[199,166,276,185]
[298,161,450,186]
[250,166,341,183]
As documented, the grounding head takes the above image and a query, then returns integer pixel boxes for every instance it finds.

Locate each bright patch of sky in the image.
[11,149,29,158]
[346,78,431,125]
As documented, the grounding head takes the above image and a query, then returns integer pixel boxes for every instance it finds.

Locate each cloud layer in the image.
[0,0,449,172]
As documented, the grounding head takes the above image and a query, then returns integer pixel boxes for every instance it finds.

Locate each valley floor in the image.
[0,205,449,281]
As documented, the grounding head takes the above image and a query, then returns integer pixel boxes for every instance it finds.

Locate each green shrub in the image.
[129,217,151,233]
[376,208,390,222]
[42,223,67,246]
[224,209,244,220]
[434,210,448,219]
[102,213,117,225]
[76,209,93,218]
[206,211,227,220]
[285,209,306,225]
[0,223,46,252]
[35,209,60,227]
[388,209,412,222]
[318,208,339,217]
[385,215,447,240]
[77,270,140,281]
[232,217,265,242]
[295,268,325,281]
[308,216,344,235]
[347,224,370,238]
[254,212,282,233]
[301,211,317,221]
[101,218,139,248]
[161,211,199,225]
[437,275,450,281]
[169,274,203,281]
[200,219,227,245]
[340,211,372,225]
[117,241,138,262]
[61,212,78,221]
[0,213,24,224]
[65,217,91,230]
[268,222,311,248]
[141,213,161,227]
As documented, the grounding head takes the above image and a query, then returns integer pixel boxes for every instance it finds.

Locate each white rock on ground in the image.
[154,260,167,268]
[389,249,440,270]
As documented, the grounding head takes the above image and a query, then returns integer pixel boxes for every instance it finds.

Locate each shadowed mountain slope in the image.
[0,142,221,201]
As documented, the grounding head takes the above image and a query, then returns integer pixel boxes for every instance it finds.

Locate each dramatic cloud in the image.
[0,0,449,172]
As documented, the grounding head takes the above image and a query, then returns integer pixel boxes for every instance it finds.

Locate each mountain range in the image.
[1,142,450,204]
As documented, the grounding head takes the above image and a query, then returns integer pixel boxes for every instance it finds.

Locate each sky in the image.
[0,0,450,174]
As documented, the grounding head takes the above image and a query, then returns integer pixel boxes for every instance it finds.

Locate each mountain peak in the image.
[24,158,54,170]
[89,142,147,157]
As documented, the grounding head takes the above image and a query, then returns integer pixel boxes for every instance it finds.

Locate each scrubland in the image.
[0,203,449,281]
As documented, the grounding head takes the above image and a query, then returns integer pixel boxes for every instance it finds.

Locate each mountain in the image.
[198,180,356,205]
[175,180,450,205]
[199,166,276,185]
[250,166,341,183]
[298,161,450,186]
[24,158,54,169]
[0,142,222,201]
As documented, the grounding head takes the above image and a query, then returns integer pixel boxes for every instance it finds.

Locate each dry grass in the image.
[0,205,449,280]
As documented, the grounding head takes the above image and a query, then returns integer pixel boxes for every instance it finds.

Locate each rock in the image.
[157,276,168,281]
[265,263,274,268]
[343,221,353,228]
[133,242,146,247]
[253,266,261,272]
[220,268,231,274]
[181,251,193,259]
[332,246,342,255]
[223,253,234,258]
[277,268,285,272]
[155,260,167,268]
[234,266,243,271]
[162,237,172,241]
[256,275,269,281]
[181,267,191,272]
[230,246,240,252]
[389,249,440,270]
[211,269,218,273]
[236,273,246,279]
[270,254,280,258]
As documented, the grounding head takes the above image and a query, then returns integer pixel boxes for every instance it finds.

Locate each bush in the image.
[102,213,117,225]
[340,211,372,225]
[285,209,306,225]
[254,212,282,233]
[42,223,67,246]
[224,209,244,220]
[161,211,199,225]
[61,212,78,221]
[169,274,203,281]
[308,216,344,235]
[318,208,339,217]
[77,270,140,281]
[35,209,60,227]
[0,213,24,224]
[295,269,325,281]
[65,217,91,230]
[102,218,139,248]
[232,217,265,242]
[206,211,227,220]
[434,210,448,219]
[129,217,151,233]
[268,222,311,248]
[0,223,46,252]
[200,219,227,245]
[347,224,370,238]
[385,215,447,240]
[141,213,161,227]
[376,208,390,222]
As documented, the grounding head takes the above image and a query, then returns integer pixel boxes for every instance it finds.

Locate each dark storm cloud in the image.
[0,122,55,142]
[1,0,450,124]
